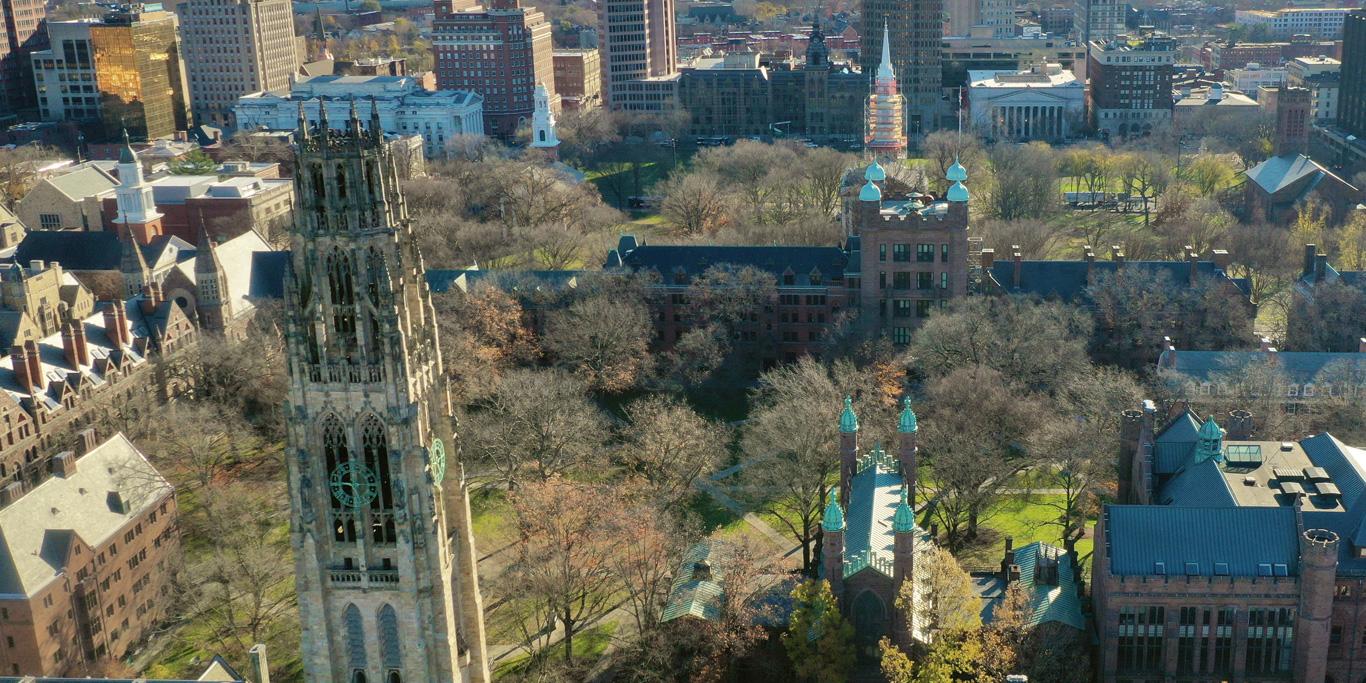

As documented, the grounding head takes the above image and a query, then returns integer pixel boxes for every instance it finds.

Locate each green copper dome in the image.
[1194,415,1224,463]
[839,395,859,433]
[946,157,968,182]
[821,489,845,532]
[859,180,882,202]
[946,181,970,203]
[865,160,887,182]
[898,397,918,433]
[893,486,915,533]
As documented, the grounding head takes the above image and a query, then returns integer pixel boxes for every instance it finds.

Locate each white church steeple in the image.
[530,82,559,156]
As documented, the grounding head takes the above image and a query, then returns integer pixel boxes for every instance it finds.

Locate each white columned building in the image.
[967,63,1084,142]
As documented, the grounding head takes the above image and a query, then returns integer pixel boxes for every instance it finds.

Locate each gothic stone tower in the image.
[283,102,490,683]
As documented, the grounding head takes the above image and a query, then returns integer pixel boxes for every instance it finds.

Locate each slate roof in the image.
[1157,458,1238,507]
[249,252,290,299]
[1103,505,1300,577]
[0,433,172,596]
[986,259,1251,302]
[1245,153,1354,199]
[172,230,275,313]
[14,231,123,270]
[1153,410,1201,474]
[661,540,727,623]
[1003,543,1085,631]
[844,457,904,564]
[1159,349,1364,385]
[606,236,849,287]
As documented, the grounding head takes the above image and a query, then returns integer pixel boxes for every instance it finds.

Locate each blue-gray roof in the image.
[610,242,849,287]
[1103,505,1300,577]
[661,541,727,623]
[1159,349,1364,385]
[249,251,290,299]
[1153,411,1201,474]
[987,259,1251,302]
[1004,543,1085,630]
[1158,458,1237,507]
[14,231,123,271]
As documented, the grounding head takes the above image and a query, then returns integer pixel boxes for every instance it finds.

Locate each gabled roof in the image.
[661,541,727,623]
[14,231,122,270]
[1244,153,1354,198]
[612,243,849,286]
[1103,504,1299,577]
[1003,542,1085,631]
[1158,458,1238,507]
[0,433,172,596]
[172,230,276,312]
[1159,349,1364,385]
[1153,410,1201,474]
[987,259,1251,302]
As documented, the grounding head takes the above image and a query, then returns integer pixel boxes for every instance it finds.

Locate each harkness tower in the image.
[282,100,490,683]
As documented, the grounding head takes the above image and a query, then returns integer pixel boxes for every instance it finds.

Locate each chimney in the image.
[50,451,76,478]
[1111,244,1125,264]
[1359,337,1366,353]
[28,259,43,272]
[140,282,162,316]
[1000,536,1016,582]
[71,323,89,366]
[23,340,42,394]
[980,248,996,269]
[1008,564,1022,583]
[76,427,97,456]
[1315,253,1328,281]
[1187,246,1199,285]
[1304,244,1318,279]
[691,560,713,582]
[105,301,130,347]
[1011,246,1022,288]
[249,644,271,683]
[1084,245,1096,283]
[1158,336,1176,367]
[61,323,80,368]
[1211,249,1231,270]
[10,345,32,393]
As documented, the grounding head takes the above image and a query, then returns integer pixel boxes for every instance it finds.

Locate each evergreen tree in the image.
[782,580,855,682]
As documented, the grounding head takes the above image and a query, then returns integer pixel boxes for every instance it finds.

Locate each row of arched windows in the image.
[317,247,389,365]
[344,603,403,683]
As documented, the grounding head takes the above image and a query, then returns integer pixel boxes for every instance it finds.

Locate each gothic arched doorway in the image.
[851,589,887,660]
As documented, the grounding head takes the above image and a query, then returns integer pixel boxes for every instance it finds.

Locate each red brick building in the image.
[0,431,179,677]
[553,49,601,111]
[432,0,558,139]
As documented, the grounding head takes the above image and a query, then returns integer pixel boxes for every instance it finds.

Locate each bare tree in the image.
[463,368,608,488]
[543,294,653,394]
[0,144,58,210]
[659,171,734,235]
[616,395,730,507]
[984,142,1058,220]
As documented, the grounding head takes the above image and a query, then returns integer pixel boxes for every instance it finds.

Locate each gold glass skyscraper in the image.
[89,5,189,141]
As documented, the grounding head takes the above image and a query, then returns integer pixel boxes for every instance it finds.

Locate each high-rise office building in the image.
[432,0,557,139]
[598,0,676,108]
[30,6,190,141]
[177,0,300,131]
[862,0,941,134]
[0,0,44,118]
[1337,11,1366,138]
[1087,32,1176,138]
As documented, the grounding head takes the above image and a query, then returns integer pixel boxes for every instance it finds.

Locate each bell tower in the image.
[282,100,490,683]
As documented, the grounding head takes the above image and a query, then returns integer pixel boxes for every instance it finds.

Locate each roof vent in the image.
[50,507,58,515]
[1281,442,1295,452]
[1243,476,1257,486]
[1304,467,1330,482]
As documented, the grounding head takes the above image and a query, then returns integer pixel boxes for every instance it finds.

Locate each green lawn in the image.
[953,494,1095,577]
[493,622,617,679]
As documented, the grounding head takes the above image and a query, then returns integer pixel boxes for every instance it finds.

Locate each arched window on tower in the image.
[361,414,396,543]
[323,414,357,542]
[327,250,357,356]
[337,165,348,200]
[344,603,366,675]
[378,604,401,673]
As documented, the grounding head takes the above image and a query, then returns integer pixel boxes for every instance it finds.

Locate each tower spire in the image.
[878,21,894,80]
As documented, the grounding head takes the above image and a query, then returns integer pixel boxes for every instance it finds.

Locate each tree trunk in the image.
[562,609,575,665]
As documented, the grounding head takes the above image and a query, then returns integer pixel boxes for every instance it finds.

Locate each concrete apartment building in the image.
[1096,405,1366,683]
[1075,0,1127,42]
[1236,7,1354,39]
[597,0,677,109]
[29,6,191,142]
[1088,32,1177,138]
[553,49,601,110]
[177,0,300,131]
[0,431,179,677]
[0,0,45,118]
[1288,56,1342,121]
[432,0,557,139]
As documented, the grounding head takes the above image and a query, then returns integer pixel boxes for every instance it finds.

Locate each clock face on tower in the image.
[330,461,379,508]
[429,438,447,484]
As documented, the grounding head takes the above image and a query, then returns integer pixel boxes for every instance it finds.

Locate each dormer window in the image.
[810,269,822,286]
[783,271,795,286]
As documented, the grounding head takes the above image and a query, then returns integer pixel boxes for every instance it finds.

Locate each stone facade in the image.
[282,104,489,683]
